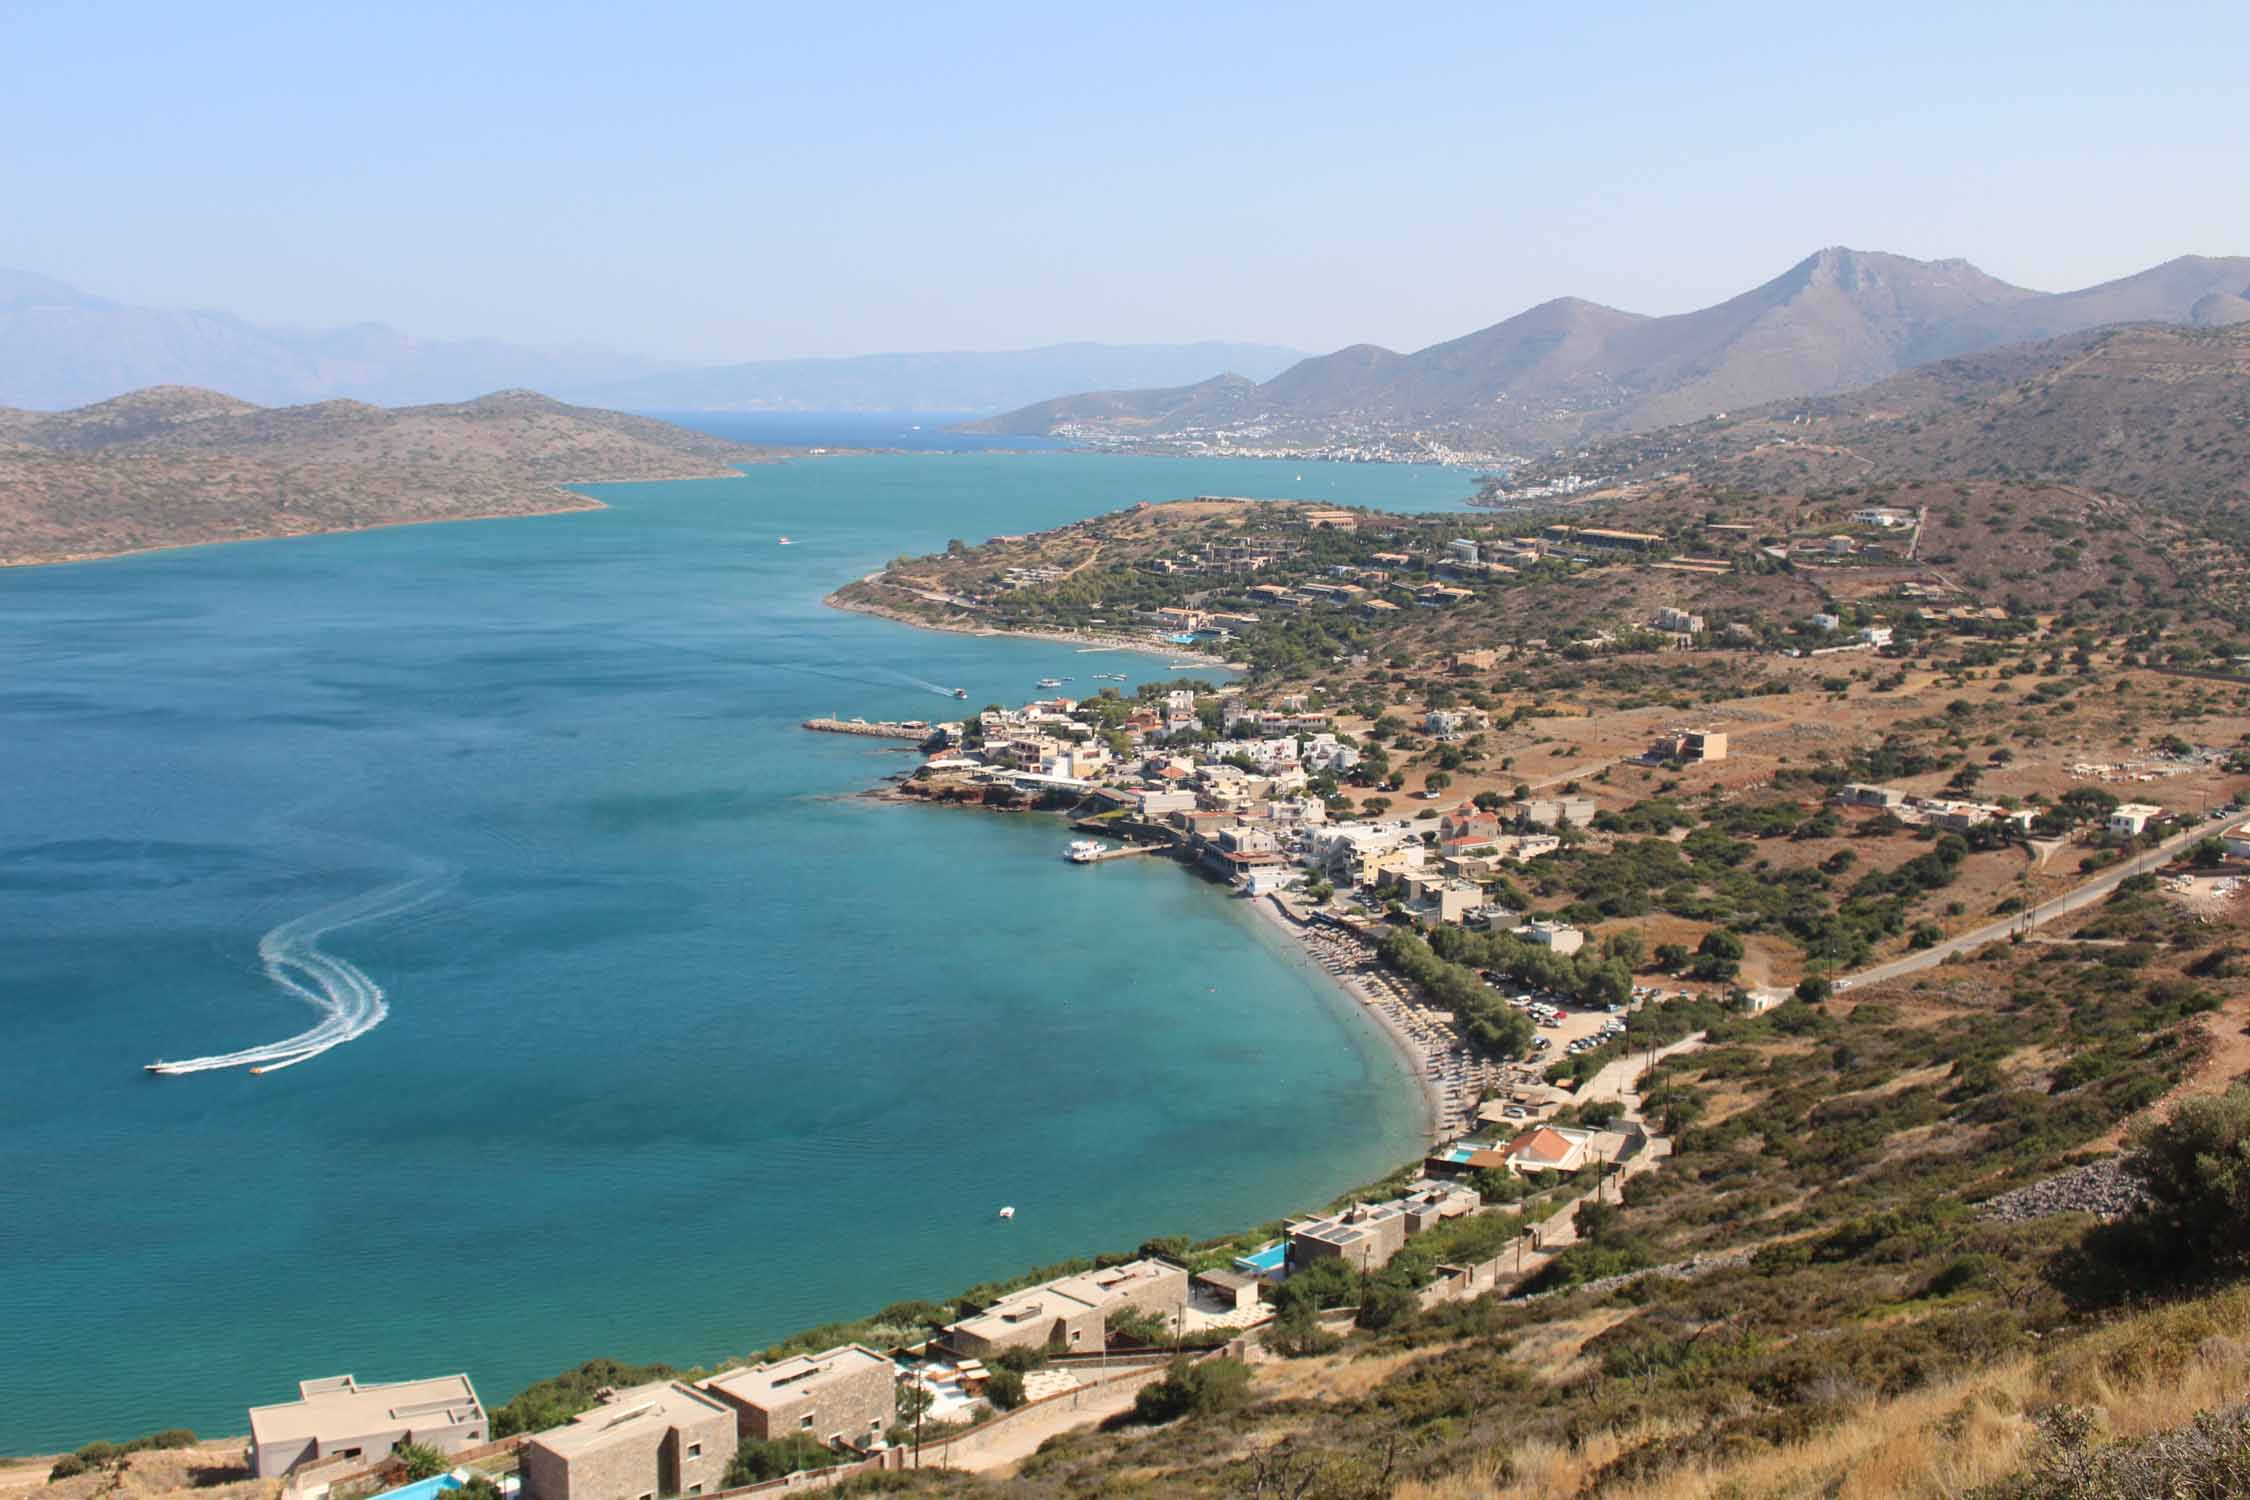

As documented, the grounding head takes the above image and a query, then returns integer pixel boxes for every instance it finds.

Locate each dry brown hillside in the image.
[1541,322,2250,520]
[0,386,774,565]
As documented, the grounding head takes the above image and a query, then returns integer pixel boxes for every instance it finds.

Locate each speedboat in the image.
[1067,839,1107,863]
[1036,677,1063,688]
[997,1205,1016,1220]
[952,687,968,700]
[777,536,793,545]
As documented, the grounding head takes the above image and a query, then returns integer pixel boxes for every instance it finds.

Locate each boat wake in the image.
[146,874,451,1077]
[902,676,965,700]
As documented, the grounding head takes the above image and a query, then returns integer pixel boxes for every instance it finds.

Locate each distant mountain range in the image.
[554,341,1307,414]
[0,385,769,565]
[970,249,2250,452]
[0,270,673,410]
[0,269,1303,414]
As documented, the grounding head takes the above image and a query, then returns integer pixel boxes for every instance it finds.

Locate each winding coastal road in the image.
[1833,819,2222,994]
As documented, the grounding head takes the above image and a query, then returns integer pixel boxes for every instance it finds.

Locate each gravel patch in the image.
[1977,1157,2143,1223]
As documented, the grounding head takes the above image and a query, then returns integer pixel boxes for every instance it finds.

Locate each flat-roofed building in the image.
[248,1374,487,1480]
[1518,796,1596,829]
[942,1259,1189,1358]
[1191,1268,1261,1313]
[2109,802,2165,836]
[1287,1182,1478,1272]
[1648,727,1726,763]
[1514,918,1585,955]
[702,1345,894,1447]
[520,1382,737,1500]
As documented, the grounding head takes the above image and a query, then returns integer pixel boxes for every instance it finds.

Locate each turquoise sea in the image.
[0,452,1473,1453]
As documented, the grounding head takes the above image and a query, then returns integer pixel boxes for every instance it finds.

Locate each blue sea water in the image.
[0,452,1473,1453]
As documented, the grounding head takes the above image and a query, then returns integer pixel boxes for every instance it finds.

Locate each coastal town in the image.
[27,484,2250,1500]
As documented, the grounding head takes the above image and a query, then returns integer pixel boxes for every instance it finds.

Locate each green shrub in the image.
[392,1443,449,1481]
[724,1435,849,1486]
[984,1368,1027,1410]
[1131,1356,1251,1424]
[2123,1085,2250,1275]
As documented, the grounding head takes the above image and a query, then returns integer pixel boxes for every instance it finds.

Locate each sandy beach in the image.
[1242,892,1497,1147]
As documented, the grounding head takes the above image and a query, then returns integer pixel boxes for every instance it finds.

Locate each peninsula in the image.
[0,386,777,566]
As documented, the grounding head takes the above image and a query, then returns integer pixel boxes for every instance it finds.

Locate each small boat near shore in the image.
[1066,839,1108,863]
[1036,677,1063,688]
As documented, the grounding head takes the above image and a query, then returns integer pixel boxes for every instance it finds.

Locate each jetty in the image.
[1073,843,1164,863]
[802,717,941,741]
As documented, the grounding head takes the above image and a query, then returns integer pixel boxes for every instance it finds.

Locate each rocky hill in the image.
[973,248,2250,453]
[0,386,772,565]
[1538,321,2250,523]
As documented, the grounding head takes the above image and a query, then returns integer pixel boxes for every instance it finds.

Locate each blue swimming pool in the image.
[369,1475,463,1500]
[1234,1242,1287,1275]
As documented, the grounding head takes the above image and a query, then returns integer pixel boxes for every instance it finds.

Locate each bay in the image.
[0,452,1472,1452]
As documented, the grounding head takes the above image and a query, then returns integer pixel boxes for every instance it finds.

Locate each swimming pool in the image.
[369,1475,463,1500]
[1233,1242,1286,1275]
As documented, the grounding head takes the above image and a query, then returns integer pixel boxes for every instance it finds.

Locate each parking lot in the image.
[1469,980,1702,1125]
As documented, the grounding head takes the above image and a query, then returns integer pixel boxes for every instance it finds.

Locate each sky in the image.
[5,0,2246,365]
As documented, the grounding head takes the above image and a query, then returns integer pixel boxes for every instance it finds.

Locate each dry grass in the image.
[1395,1287,2250,1500]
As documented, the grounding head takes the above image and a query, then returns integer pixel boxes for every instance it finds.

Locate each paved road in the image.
[1580,1033,1707,1105]
[1834,820,2221,993]
[923,1363,1172,1475]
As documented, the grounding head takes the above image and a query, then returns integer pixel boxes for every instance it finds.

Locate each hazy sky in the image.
[6,1,2244,364]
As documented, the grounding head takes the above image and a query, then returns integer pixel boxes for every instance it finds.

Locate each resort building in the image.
[702,1345,895,1448]
[942,1259,1189,1359]
[1286,1182,1480,1273]
[248,1374,487,1480]
[520,1382,737,1500]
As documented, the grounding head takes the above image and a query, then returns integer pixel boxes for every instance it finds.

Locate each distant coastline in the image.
[0,490,612,571]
